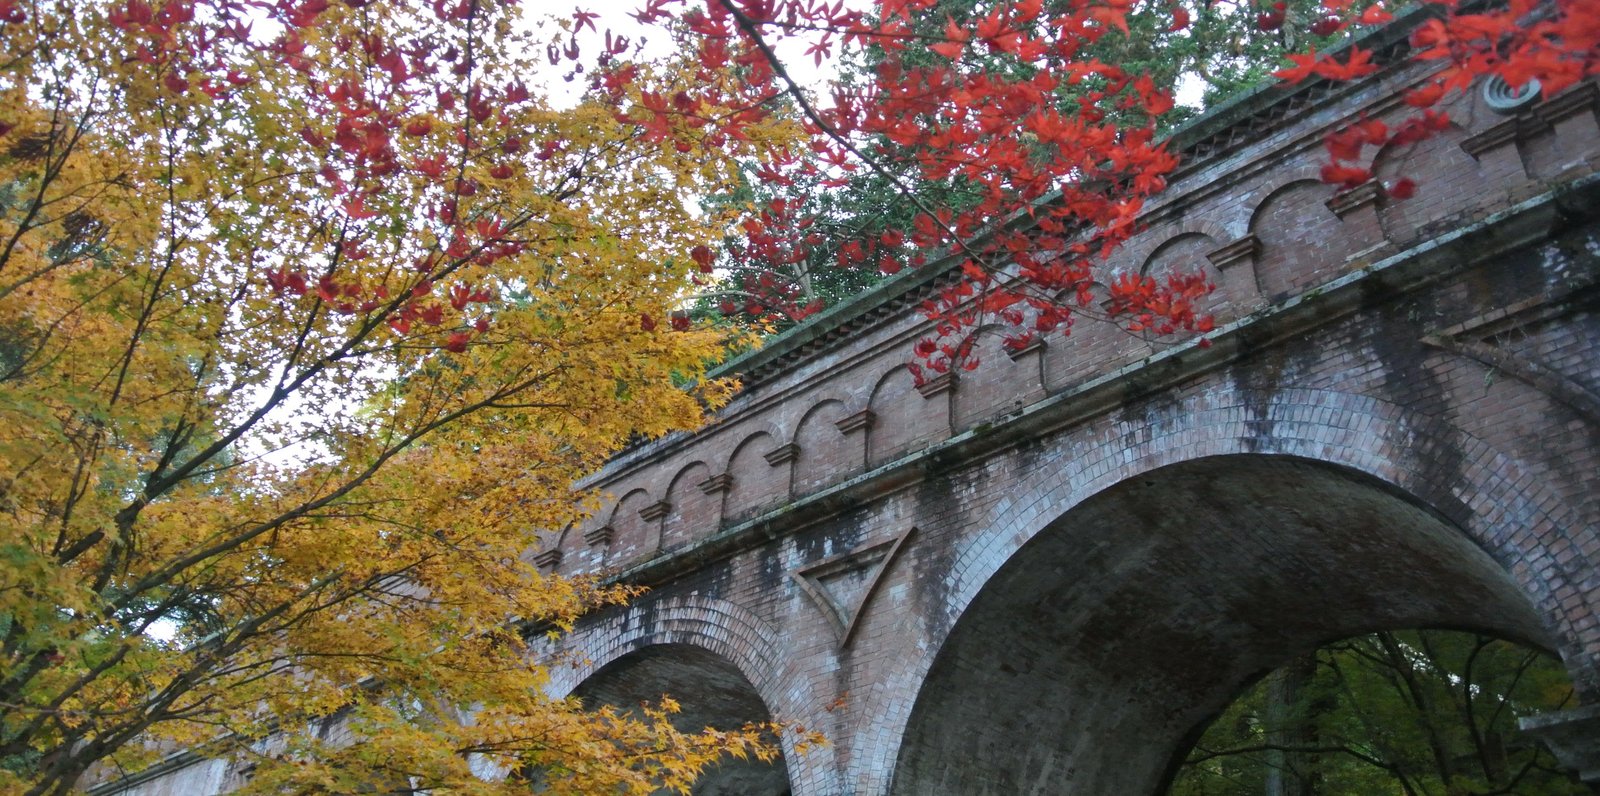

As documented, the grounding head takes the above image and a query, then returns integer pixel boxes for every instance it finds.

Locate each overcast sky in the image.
[525,2,845,109]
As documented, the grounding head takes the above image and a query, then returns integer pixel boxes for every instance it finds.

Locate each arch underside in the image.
[572,644,791,796]
[891,454,1555,795]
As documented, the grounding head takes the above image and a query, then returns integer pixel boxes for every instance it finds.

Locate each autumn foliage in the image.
[622,0,1204,377]
[0,0,801,792]
[1279,0,1599,192]
[612,0,1597,375]
[0,0,1596,791]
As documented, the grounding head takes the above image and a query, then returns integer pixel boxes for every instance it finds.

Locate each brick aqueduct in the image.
[112,27,1600,796]
[535,56,1600,795]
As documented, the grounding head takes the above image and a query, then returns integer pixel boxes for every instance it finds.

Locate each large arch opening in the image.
[571,643,791,795]
[890,454,1571,794]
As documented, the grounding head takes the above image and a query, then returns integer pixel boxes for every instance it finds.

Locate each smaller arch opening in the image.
[571,643,791,796]
[1164,629,1585,796]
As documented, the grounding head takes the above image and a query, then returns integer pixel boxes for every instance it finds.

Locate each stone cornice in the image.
[1004,337,1046,360]
[697,473,733,494]
[533,548,563,570]
[84,750,211,796]
[1535,82,1599,125]
[1326,182,1384,218]
[915,371,956,397]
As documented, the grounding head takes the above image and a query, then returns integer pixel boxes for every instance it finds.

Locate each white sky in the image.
[527,3,1205,110]
[524,2,846,109]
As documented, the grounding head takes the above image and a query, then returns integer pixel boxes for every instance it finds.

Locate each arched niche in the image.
[1373,122,1496,247]
[1249,178,1360,301]
[1140,232,1217,277]
[661,461,718,552]
[889,454,1567,795]
[606,487,657,563]
[868,364,943,468]
[1516,84,1600,181]
[791,399,858,497]
[1139,231,1226,317]
[952,326,1047,432]
[1042,281,1144,392]
[725,430,787,521]
[571,643,792,795]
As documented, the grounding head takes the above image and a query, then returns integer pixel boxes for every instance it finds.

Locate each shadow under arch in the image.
[888,454,1570,795]
[541,595,815,795]
[570,643,792,796]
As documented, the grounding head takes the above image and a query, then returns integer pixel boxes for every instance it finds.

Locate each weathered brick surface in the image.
[100,59,1600,796]
[533,72,1600,796]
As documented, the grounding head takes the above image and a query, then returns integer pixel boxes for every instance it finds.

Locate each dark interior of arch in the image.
[890,454,1558,796]
[571,643,790,796]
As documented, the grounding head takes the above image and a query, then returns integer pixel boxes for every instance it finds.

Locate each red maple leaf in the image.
[341,195,379,220]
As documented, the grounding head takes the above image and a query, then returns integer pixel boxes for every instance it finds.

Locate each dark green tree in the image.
[1170,630,1587,796]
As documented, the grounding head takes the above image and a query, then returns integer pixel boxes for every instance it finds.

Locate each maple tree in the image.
[690,0,1372,332]
[616,0,1597,376]
[0,0,807,793]
[1,0,1596,791]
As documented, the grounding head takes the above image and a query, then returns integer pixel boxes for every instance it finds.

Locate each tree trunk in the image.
[1265,653,1319,796]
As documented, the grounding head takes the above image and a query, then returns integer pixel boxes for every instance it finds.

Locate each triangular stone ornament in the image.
[791,528,915,648]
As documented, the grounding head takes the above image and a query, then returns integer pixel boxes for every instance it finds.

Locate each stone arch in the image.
[791,398,859,497]
[1137,231,1218,278]
[569,644,791,795]
[549,595,782,698]
[889,455,1575,794]
[724,428,788,522]
[1248,177,1361,300]
[945,385,1597,685]
[661,460,718,552]
[867,364,943,468]
[850,386,1597,792]
[1118,219,1233,272]
[546,595,823,795]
